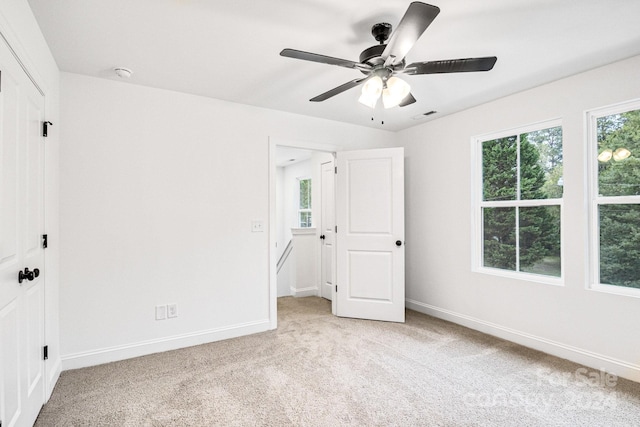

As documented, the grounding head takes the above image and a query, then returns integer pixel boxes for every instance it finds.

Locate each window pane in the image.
[599,204,640,289]
[520,127,563,200]
[482,136,517,201]
[299,211,312,228]
[299,179,311,209]
[519,206,561,277]
[483,207,516,270]
[597,110,640,197]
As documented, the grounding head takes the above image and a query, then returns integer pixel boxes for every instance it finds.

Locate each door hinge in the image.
[334,166,337,174]
[43,121,53,137]
[335,285,337,292]
[335,226,337,233]
[43,345,48,360]
[42,234,48,249]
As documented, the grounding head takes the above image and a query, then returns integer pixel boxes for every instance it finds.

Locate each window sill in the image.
[473,266,564,287]
[589,283,640,299]
[291,227,316,235]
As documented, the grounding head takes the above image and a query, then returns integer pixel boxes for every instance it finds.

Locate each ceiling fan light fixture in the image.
[382,77,411,109]
[358,76,383,108]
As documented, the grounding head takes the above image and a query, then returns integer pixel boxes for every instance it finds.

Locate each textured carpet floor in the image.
[37,297,640,426]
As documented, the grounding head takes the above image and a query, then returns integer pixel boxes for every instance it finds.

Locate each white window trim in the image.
[471,118,564,286]
[586,98,640,298]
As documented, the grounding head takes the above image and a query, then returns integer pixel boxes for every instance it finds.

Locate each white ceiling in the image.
[28,0,640,132]
[275,147,313,167]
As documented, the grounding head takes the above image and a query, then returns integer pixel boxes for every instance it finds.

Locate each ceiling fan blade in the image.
[399,93,417,107]
[405,56,498,74]
[381,2,440,65]
[309,77,369,102]
[280,48,371,71]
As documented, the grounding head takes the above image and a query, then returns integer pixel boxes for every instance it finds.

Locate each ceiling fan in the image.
[280,1,497,109]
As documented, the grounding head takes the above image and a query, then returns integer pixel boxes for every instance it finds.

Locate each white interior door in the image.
[320,159,335,300]
[336,147,405,322]
[0,37,46,427]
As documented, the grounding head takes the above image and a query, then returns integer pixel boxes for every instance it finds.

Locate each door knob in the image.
[18,268,39,284]
[320,235,325,240]
[395,240,403,247]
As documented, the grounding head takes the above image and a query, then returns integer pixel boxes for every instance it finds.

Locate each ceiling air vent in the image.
[412,111,437,120]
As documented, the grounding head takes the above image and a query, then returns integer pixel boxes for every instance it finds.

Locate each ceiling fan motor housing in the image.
[359,44,386,67]
[359,23,405,72]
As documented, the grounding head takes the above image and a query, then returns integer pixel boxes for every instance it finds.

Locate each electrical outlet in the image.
[251,220,264,232]
[155,305,167,320]
[167,304,178,318]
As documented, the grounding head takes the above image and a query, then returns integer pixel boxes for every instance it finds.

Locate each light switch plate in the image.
[251,220,264,232]
[155,305,166,320]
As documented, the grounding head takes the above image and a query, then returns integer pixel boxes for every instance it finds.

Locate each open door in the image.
[335,147,405,322]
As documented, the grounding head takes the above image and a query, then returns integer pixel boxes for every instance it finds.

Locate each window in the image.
[588,100,640,295]
[474,121,563,282]
[298,178,312,227]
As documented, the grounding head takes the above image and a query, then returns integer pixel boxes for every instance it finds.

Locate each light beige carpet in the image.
[37,297,640,426]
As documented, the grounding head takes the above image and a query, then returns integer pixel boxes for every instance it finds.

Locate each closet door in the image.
[0,36,46,427]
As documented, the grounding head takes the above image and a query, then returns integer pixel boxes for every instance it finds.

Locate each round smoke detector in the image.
[114,67,133,78]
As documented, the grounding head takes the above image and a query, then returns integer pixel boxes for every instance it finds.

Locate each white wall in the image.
[290,228,318,297]
[0,0,61,398]
[398,55,640,382]
[59,72,395,368]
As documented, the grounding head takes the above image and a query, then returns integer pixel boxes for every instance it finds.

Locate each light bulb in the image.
[597,149,613,163]
[612,147,631,161]
[382,77,410,109]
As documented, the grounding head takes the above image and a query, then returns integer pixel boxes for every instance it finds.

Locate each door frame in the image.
[268,137,341,329]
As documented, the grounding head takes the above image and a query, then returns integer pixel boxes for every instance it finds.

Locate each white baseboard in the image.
[61,319,271,371]
[291,286,318,298]
[406,299,640,383]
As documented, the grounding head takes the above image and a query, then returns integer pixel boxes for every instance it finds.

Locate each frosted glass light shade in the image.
[382,77,410,109]
[358,76,383,108]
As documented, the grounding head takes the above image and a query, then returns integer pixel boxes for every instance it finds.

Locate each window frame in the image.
[587,98,640,298]
[472,119,564,286]
[297,177,312,228]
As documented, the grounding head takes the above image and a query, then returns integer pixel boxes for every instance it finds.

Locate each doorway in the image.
[269,140,406,329]
[269,138,340,329]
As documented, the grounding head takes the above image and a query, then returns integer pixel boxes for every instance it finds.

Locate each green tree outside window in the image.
[481,126,563,277]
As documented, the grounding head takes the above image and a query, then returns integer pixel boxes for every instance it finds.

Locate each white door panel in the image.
[0,36,46,427]
[336,147,405,323]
